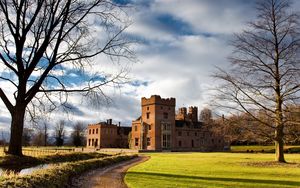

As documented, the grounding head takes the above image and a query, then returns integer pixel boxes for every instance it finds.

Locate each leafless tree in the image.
[22,127,33,146]
[285,105,300,144]
[32,122,49,146]
[199,108,213,124]
[54,120,65,147]
[71,121,86,147]
[0,0,134,155]
[213,0,300,162]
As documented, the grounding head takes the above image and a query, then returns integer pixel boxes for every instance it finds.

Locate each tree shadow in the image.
[127,171,300,186]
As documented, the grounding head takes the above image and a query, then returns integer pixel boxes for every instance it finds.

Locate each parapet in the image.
[141,95,176,106]
[88,119,117,127]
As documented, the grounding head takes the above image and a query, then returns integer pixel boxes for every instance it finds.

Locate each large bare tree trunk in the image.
[8,105,26,156]
[275,126,285,162]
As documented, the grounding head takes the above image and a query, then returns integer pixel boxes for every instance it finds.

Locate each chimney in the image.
[118,122,121,127]
[109,119,112,125]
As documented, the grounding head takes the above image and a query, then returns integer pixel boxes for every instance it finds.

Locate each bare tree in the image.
[54,120,65,147]
[214,0,300,162]
[43,123,49,147]
[71,121,85,147]
[0,0,134,155]
[32,122,49,146]
[285,105,300,144]
[22,127,33,146]
[200,108,213,124]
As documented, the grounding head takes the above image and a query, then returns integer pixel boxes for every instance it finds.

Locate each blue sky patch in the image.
[155,14,194,36]
[130,80,148,87]
[112,0,132,5]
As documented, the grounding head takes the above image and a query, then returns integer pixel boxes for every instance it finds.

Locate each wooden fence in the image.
[0,147,75,157]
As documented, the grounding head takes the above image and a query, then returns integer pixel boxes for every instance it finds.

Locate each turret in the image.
[188,106,198,122]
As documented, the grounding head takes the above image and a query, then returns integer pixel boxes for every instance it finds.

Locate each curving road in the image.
[70,156,149,188]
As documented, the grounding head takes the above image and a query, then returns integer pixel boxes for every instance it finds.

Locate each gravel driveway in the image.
[70,156,149,188]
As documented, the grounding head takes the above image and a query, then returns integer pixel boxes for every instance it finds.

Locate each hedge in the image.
[0,154,137,188]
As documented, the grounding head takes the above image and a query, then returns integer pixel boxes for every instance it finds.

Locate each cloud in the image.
[152,0,256,35]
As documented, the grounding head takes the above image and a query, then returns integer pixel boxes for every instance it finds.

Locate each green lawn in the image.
[125,153,300,188]
[230,145,300,153]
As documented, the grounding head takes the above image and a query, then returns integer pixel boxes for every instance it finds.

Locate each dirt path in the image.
[70,156,149,188]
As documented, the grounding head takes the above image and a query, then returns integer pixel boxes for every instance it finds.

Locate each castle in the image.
[131,95,225,151]
[86,95,226,151]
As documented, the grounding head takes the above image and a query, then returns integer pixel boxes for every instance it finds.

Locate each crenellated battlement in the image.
[141,95,176,106]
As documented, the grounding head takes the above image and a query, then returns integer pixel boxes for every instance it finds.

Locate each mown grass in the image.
[0,154,137,187]
[125,153,300,188]
[231,145,300,153]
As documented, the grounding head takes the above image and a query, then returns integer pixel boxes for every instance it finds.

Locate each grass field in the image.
[125,153,300,188]
[230,145,300,153]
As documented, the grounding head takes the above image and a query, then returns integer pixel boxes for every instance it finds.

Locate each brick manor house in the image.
[86,119,131,148]
[131,95,226,151]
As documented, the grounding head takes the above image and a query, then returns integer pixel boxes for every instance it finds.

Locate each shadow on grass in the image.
[127,171,300,186]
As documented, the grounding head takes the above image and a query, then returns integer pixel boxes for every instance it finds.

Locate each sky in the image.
[1,0,300,137]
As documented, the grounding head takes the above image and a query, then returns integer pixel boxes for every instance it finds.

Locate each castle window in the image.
[147,106,149,110]
[89,129,91,135]
[88,139,91,146]
[92,139,94,146]
[135,138,139,146]
[162,134,171,148]
[92,129,95,134]
[147,137,151,146]
[95,139,98,147]
[219,140,221,143]
[135,125,137,131]
[178,131,182,136]
[195,132,197,136]
[146,112,150,119]
[148,125,151,131]
[212,139,214,143]
[191,140,194,147]
[96,129,98,134]
[178,140,182,147]
[162,123,171,131]
[163,112,168,119]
